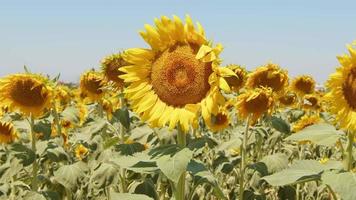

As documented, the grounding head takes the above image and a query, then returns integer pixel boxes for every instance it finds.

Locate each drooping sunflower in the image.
[325,44,356,130]
[278,92,297,108]
[79,70,106,103]
[236,87,274,123]
[224,64,247,92]
[290,75,315,96]
[102,96,121,120]
[246,63,289,93]
[101,53,128,90]
[302,94,321,111]
[119,15,235,132]
[54,84,73,112]
[0,121,17,144]
[0,73,53,117]
[292,114,321,132]
[205,106,230,132]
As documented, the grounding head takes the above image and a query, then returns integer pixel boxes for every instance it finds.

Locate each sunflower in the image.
[290,75,315,96]
[102,96,121,120]
[236,87,274,123]
[119,15,235,132]
[302,94,321,110]
[75,144,89,160]
[246,63,288,93]
[292,114,321,132]
[79,71,106,103]
[325,44,356,130]
[205,106,230,132]
[278,92,297,107]
[0,73,53,117]
[54,84,72,112]
[0,121,17,144]
[101,53,128,90]
[224,64,247,92]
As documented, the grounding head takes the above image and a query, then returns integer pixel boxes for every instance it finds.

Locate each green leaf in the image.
[111,152,158,173]
[115,143,146,156]
[188,136,218,150]
[286,123,342,146]
[271,116,290,134]
[148,144,180,158]
[322,171,356,200]
[260,153,289,174]
[10,143,36,166]
[61,106,80,124]
[263,160,343,186]
[23,191,46,200]
[111,193,153,200]
[80,117,107,135]
[113,107,130,129]
[104,136,120,149]
[156,148,193,183]
[90,163,119,189]
[130,179,159,200]
[53,162,87,190]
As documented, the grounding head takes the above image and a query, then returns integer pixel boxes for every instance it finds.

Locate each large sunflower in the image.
[79,71,106,103]
[119,15,235,132]
[290,75,315,96]
[325,44,356,130]
[224,64,247,92]
[0,121,17,144]
[101,53,128,90]
[236,87,274,123]
[246,63,288,93]
[0,73,53,117]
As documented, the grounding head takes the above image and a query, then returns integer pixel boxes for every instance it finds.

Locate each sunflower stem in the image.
[326,184,338,200]
[118,95,128,193]
[29,115,38,191]
[346,131,354,171]
[239,115,250,200]
[52,106,65,147]
[176,124,186,200]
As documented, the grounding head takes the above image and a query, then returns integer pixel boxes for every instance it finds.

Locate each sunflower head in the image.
[278,92,297,107]
[101,53,128,90]
[205,106,230,132]
[0,73,54,117]
[102,96,120,120]
[75,144,89,160]
[291,75,315,96]
[224,64,247,92]
[246,63,289,93]
[0,121,17,144]
[325,43,356,130]
[236,87,274,123]
[54,84,73,111]
[79,71,106,102]
[302,94,321,110]
[119,15,231,132]
[292,114,321,132]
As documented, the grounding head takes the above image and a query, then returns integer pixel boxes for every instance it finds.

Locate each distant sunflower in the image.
[54,85,72,111]
[290,75,315,96]
[205,106,230,132]
[325,44,356,130]
[302,94,321,110]
[292,114,321,132]
[102,96,120,120]
[236,87,274,123]
[101,53,128,90]
[0,121,17,144]
[246,63,288,93]
[119,15,235,132]
[79,71,106,102]
[75,144,89,160]
[0,73,53,117]
[224,64,247,92]
[278,92,297,107]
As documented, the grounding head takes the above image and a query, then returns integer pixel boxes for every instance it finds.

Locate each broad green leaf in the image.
[286,123,342,146]
[260,153,289,174]
[113,107,130,129]
[111,152,158,173]
[90,163,119,189]
[53,162,87,190]
[156,148,193,183]
[10,143,35,166]
[111,193,153,200]
[129,179,158,200]
[263,160,343,186]
[188,136,218,150]
[271,116,290,134]
[23,191,46,200]
[148,144,180,158]
[115,143,146,156]
[80,117,107,135]
[322,171,356,200]
[61,106,80,124]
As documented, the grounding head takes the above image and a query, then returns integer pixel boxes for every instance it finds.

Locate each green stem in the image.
[52,106,64,146]
[239,115,251,200]
[326,184,338,200]
[176,124,187,200]
[118,96,128,193]
[29,116,38,191]
[346,131,354,171]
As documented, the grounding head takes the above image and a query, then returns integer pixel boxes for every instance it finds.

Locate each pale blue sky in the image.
[1,0,356,83]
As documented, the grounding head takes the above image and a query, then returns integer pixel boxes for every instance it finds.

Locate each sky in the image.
[1,0,356,84]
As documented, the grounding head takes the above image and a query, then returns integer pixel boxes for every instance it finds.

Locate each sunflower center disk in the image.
[245,94,269,114]
[10,80,47,107]
[86,79,103,95]
[257,72,284,91]
[151,45,212,107]
[214,113,228,125]
[343,67,356,109]
[296,79,313,94]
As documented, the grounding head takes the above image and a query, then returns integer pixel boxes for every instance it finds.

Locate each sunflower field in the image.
[0,15,356,200]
